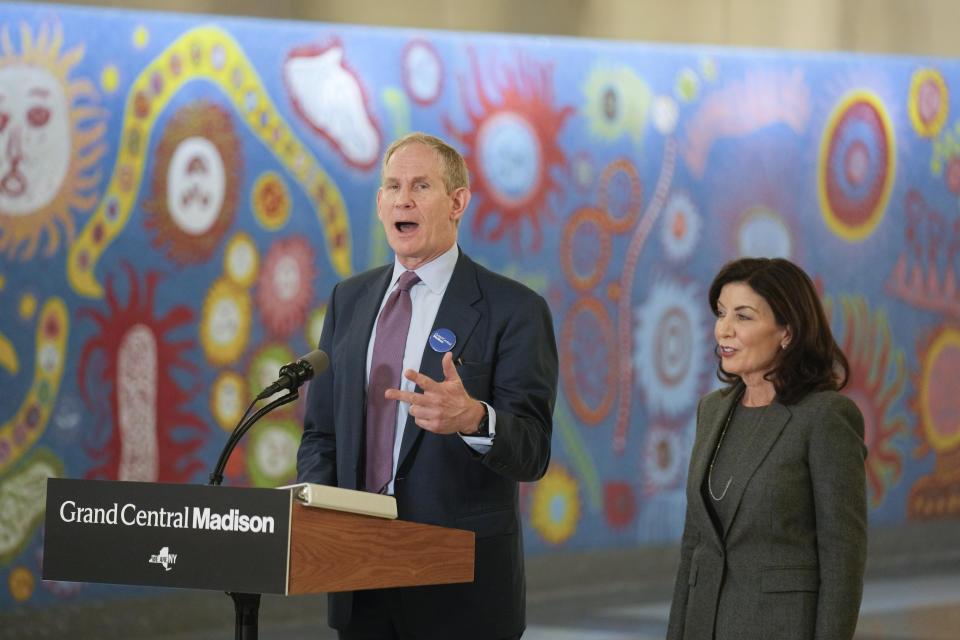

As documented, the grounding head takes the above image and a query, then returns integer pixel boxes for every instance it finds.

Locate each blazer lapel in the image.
[689,384,743,544]
[718,400,791,540]
[397,251,482,469]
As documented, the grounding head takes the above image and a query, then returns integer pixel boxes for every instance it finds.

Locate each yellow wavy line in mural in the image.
[0,334,17,375]
[68,25,353,298]
[0,298,68,476]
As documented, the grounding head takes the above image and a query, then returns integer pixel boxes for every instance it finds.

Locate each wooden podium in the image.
[287,498,474,593]
[43,478,474,636]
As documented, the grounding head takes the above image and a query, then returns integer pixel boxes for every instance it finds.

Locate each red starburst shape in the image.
[77,263,206,483]
[255,236,317,338]
[446,50,573,252]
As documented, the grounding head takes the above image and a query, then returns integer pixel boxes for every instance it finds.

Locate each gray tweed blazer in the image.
[667,382,867,640]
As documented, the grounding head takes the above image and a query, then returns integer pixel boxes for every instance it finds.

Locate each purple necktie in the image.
[365,270,420,494]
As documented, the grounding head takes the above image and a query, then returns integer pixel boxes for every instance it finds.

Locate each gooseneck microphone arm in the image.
[208,390,299,487]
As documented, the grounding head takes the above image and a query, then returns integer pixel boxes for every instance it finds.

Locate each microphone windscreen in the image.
[301,349,329,377]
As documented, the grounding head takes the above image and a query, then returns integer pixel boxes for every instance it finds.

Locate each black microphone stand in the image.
[208,390,298,487]
[208,389,299,640]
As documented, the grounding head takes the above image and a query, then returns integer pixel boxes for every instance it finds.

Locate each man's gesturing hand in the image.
[384,351,487,435]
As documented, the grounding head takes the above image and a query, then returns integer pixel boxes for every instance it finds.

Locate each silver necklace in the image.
[707,388,744,502]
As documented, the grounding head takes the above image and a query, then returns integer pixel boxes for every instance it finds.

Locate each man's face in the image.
[377,143,470,270]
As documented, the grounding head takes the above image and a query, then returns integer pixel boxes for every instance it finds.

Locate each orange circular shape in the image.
[252,172,291,230]
[672,210,687,239]
[560,208,611,292]
[560,297,616,424]
[818,90,895,242]
[908,68,948,138]
[919,328,960,451]
[597,159,642,233]
[9,567,34,602]
[134,90,150,119]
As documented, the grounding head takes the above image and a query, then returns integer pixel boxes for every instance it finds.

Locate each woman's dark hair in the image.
[708,257,849,404]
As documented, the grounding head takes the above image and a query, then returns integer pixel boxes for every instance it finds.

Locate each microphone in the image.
[256,349,329,400]
[210,349,329,487]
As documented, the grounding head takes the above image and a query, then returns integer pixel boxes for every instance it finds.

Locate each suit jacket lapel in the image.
[397,251,482,469]
[689,385,743,544]
[718,400,791,540]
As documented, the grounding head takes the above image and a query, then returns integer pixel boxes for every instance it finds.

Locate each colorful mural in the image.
[1,2,959,610]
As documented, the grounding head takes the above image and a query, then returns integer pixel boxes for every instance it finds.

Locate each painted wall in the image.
[1,2,958,611]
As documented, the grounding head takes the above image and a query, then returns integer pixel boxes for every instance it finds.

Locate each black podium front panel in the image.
[43,478,292,594]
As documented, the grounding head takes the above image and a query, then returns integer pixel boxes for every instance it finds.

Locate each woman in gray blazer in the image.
[667,257,867,640]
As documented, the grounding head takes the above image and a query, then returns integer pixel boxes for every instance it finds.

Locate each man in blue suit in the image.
[296,132,558,639]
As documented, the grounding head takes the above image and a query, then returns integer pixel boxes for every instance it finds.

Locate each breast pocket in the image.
[455,360,491,398]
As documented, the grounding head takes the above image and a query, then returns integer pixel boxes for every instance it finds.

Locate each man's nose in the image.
[395,185,414,207]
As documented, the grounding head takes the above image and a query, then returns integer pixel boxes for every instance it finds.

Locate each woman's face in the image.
[714,282,789,384]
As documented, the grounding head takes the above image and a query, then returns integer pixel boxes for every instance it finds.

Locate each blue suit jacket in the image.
[297,249,558,639]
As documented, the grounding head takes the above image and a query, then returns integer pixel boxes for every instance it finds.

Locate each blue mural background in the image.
[1,1,959,611]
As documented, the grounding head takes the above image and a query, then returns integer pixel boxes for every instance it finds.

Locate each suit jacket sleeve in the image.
[470,287,557,483]
[810,394,867,639]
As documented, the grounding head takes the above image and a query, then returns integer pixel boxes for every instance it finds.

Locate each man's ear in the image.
[450,187,471,223]
[376,187,386,222]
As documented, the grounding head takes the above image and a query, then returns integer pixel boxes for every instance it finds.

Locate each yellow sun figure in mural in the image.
[0,21,105,259]
[530,464,580,545]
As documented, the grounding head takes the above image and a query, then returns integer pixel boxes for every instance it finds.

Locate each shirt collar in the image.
[390,244,459,294]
